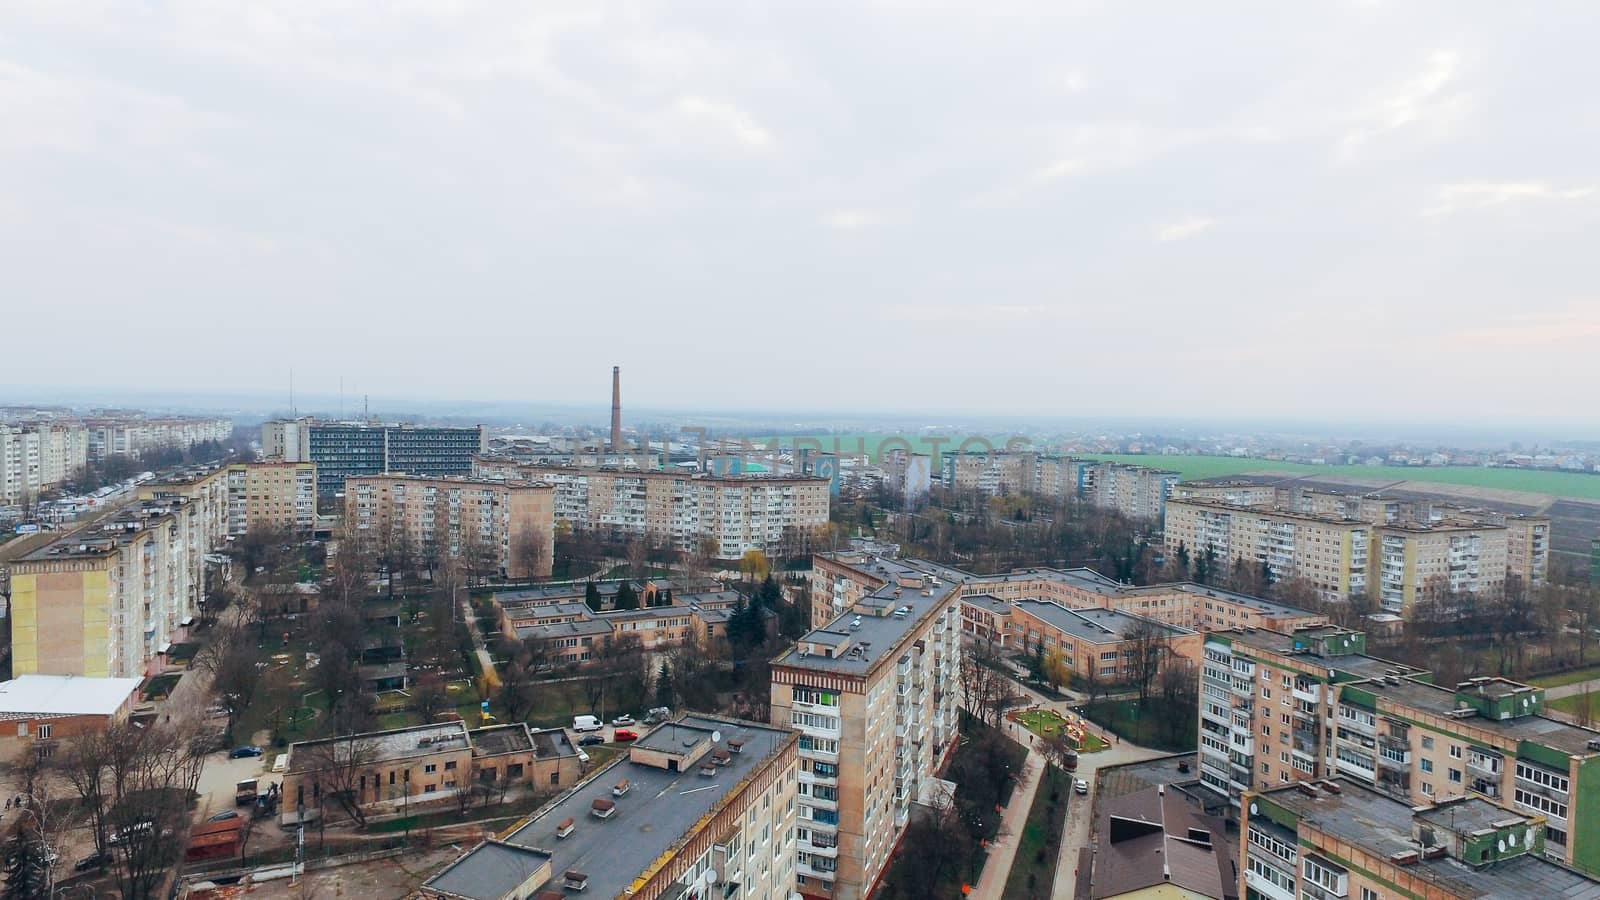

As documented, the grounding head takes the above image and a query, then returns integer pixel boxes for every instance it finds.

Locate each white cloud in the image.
[667,95,774,149]
[1154,217,1219,242]
[1423,182,1595,217]
[823,209,885,230]
[1338,51,1471,160]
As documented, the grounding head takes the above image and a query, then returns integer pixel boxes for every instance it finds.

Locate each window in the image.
[1448,768,1462,784]
[1515,788,1568,819]
[1421,782,1434,796]
[35,724,50,740]
[1362,888,1382,900]
[550,771,560,785]
[1421,736,1435,750]
[444,761,457,771]
[1516,762,1569,794]
[1421,759,1433,773]
[1450,745,1462,759]
[1303,856,1346,895]
[424,764,437,774]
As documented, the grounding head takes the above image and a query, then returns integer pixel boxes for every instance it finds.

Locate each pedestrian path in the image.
[969,747,1045,900]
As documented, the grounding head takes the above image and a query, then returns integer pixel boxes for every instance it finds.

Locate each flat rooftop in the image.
[1258,780,1600,899]
[288,721,470,773]
[423,840,552,900]
[1014,600,1191,644]
[1173,583,1320,618]
[470,724,534,757]
[501,601,592,620]
[530,728,577,759]
[0,675,142,718]
[776,576,961,676]
[1364,677,1600,755]
[484,715,792,900]
[515,619,614,641]
[1215,627,1419,681]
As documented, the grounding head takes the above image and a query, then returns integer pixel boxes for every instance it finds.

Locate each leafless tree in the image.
[194,621,263,745]
[514,527,552,580]
[958,635,1012,731]
[1123,617,1169,707]
[413,672,449,723]
[498,660,537,722]
[297,734,380,827]
[625,539,649,580]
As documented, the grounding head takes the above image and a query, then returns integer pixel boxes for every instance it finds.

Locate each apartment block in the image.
[1165,498,1374,603]
[475,460,831,559]
[263,419,487,495]
[225,461,316,535]
[769,571,964,900]
[83,415,231,460]
[422,714,798,900]
[941,451,1036,496]
[1372,522,1506,613]
[1003,599,1203,681]
[0,423,88,503]
[492,581,749,662]
[344,474,554,579]
[8,498,211,677]
[1087,462,1181,521]
[138,466,231,560]
[1199,624,1600,875]
[941,454,1177,519]
[1242,778,1600,900]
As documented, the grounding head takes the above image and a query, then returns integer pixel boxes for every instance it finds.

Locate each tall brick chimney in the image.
[610,366,622,454]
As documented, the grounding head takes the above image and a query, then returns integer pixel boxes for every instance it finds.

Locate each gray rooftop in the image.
[515,618,614,641]
[1259,780,1600,899]
[1363,677,1600,755]
[776,576,960,676]
[470,724,534,757]
[288,721,470,773]
[501,601,592,620]
[1013,600,1191,644]
[423,840,551,900]
[1217,627,1419,681]
[1173,583,1319,618]
[446,714,795,900]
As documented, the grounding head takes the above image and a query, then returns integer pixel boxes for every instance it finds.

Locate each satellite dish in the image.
[712,730,724,744]
[1249,802,1258,816]
[1497,839,1506,853]
[700,868,717,887]
[1508,831,1518,846]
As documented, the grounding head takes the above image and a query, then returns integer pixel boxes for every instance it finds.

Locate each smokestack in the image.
[610,366,622,454]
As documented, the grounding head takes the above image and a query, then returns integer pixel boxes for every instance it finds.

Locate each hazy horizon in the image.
[5,3,1598,424]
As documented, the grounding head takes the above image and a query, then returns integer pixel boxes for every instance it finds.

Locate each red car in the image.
[613,729,639,742]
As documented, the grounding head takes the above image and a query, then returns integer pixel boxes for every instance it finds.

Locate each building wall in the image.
[345,475,555,578]
[226,462,317,535]
[9,561,114,677]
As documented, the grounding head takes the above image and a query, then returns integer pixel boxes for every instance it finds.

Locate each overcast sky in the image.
[3,2,1597,424]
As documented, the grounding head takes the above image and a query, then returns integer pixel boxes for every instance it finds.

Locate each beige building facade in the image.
[345,474,555,579]
[226,461,316,535]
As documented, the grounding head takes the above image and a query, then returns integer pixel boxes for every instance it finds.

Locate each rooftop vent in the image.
[564,871,590,890]
[556,817,575,838]
[591,798,615,818]
[728,739,745,754]
[613,780,630,797]
[1296,782,1319,797]
[1391,850,1420,866]
[1321,781,1342,795]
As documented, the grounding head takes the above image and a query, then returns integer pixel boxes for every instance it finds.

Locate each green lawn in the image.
[1549,693,1600,723]
[1012,709,1109,752]
[1081,698,1197,753]
[757,437,1600,500]
[1530,666,1600,689]
[1002,765,1071,900]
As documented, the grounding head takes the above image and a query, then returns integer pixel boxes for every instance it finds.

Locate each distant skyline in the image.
[4,3,1598,423]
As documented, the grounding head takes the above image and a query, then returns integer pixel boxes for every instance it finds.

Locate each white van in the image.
[573,715,602,733]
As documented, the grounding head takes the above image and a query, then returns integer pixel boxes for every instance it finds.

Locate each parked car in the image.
[1073,778,1089,795]
[229,746,263,759]
[74,852,110,872]
[578,735,605,747]
[611,714,635,726]
[644,707,672,725]
[613,729,640,742]
[108,821,155,846]
[207,810,241,822]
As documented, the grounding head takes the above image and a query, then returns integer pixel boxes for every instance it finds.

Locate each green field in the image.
[1531,666,1600,689]
[758,434,1600,500]
[1550,693,1600,722]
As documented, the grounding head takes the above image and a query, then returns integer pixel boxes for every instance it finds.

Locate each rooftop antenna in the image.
[364,394,369,420]
[340,376,344,419]
[289,368,295,417]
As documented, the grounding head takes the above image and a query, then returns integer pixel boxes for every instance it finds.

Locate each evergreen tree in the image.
[2,823,47,900]
[1030,640,1047,680]
[614,581,640,611]
[584,580,603,612]
[758,575,782,608]
[655,661,675,710]
[1176,541,1191,577]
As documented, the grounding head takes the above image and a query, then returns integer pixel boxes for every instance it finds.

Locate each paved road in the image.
[1052,739,1167,898]
[1543,677,1600,701]
[968,746,1044,900]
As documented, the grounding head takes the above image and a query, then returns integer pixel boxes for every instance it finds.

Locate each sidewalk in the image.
[968,747,1045,900]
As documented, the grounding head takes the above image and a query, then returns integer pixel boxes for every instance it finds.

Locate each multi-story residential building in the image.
[942,454,1177,519]
[262,419,487,495]
[225,461,317,535]
[8,498,211,677]
[769,572,963,900]
[941,451,1036,496]
[878,449,931,505]
[812,552,1325,638]
[344,474,554,579]
[474,460,831,559]
[1175,480,1279,507]
[1200,624,1600,875]
[1372,522,1507,613]
[1498,513,1551,586]
[0,423,89,503]
[420,713,798,900]
[492,582,751,663]
[1165,498,1374,603]
[83,415,231,460]
[137,467,231,559]
[1242,778,1600,900]
[282,720,584,823]
[1087,462,1181,521]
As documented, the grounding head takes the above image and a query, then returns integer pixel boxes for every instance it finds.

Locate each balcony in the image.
[796,858,838,880]
[1292,681,1321,704]
[800,838,839,859]
[1466,752,1503,780]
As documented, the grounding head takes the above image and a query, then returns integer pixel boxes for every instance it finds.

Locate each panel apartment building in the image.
[8,498,210,677]
[472,459,831,559]
[941,453,1178,520]
[1242,778,1600,900]
[1199,623,1600,875]
[0,423,89,503]
[225,461,316,535]
[345,474,555,579]
[769,571,964,900]
[1166,494,1522,612]
[811,552,1325,636]
[422,714,799,900]
[262,419,487,495]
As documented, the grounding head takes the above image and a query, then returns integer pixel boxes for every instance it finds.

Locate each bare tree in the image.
[1123,617,1169,707]
[958,635,1012,731]
[514,527,552,581]
[625,539,649,580]
[413,672,449,723]
[498,660,537,722]
[194,621,264,745]
[297,734,380,827]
